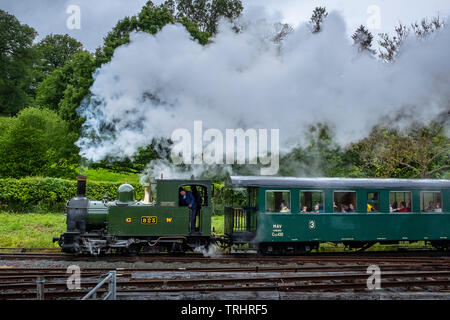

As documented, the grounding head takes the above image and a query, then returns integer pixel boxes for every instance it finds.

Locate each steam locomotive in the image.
[54,176,450,255]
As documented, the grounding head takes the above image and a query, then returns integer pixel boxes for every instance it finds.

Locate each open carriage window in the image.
[265,190,291,213]
[300,191,324,213]
[421,191,442,212]
[390,192,412,212]
[178,185,208,207]
[334,191,357,213]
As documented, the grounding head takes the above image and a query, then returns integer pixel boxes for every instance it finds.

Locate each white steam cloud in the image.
[77,11,450,180]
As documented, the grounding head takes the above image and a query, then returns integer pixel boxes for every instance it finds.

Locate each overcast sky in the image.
[1,0,450,51]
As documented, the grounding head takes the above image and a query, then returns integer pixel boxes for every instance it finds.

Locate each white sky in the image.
[1,0,450,51]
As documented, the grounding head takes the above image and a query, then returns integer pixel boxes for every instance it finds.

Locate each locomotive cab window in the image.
[178,185,208,207]
[334,191,357,213]
[421,191,442,212]
[390,191,412,212]
[300,191,324,213]
[265,191,291,213]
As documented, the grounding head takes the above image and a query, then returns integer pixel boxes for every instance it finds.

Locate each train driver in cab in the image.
[179,188,198,233]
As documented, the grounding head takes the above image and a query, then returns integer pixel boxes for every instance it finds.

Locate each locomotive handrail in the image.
[81,271,116,300]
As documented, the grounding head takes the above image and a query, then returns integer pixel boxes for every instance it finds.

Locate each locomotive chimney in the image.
[76,176,87,198]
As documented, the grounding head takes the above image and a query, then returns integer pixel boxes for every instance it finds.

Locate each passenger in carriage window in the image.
[398,201,408,212]
[435,203,442,212]
[301,206,309,213]
[280,200,290,213]
[348,203,356,212]
[341,204,348,213]
[392,201,399,212]
[312,203,323,213]
[426,201,435,212]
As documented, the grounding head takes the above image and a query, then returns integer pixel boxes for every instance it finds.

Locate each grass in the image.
[0,212,66,248]
[317,241,431,252]
[211,215,224,235]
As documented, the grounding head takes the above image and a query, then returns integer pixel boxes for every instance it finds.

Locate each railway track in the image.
[1,259,449,300]
[0,250,449,264]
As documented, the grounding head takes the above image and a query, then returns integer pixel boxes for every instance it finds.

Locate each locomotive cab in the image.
[55,177,213,255]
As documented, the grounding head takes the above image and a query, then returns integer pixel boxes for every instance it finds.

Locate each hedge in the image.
[0,177,144,213]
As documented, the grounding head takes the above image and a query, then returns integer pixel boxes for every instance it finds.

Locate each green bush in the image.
[0,177,144,213]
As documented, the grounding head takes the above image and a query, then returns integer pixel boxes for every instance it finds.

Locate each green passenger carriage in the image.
[224,176,450,254]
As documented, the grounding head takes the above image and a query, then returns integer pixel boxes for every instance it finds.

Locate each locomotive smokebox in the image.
[77,176,87,198]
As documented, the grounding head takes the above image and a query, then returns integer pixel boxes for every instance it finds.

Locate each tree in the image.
[352,25,376,55]
[35,51,96,132]
[347,123,450,178]
[0,10,37,115]
[272,22,293,44]
[95,1,177,66]
[0,107,79,178]
[309,7,328,33]
[411,16,445,40]
[378,22,409,62]
[95,0,242,66]
[175,0,243,35]
[34,34,83,75]
[89,140,165,174]
[279,123,350,177]
[378,17,445,62]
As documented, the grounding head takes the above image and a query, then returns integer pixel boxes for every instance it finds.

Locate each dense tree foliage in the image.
[0,108,79,178]
[174,0,243,35]
[35,51,95,131]
[34,34,83,75]
[0,10,37,115]
[348,123,450,178]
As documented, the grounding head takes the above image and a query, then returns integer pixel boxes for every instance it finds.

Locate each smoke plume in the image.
[76,10,450,180]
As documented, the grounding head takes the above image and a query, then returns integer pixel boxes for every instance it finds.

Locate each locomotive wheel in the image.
[125,244,142,256]
[168,242,186,255]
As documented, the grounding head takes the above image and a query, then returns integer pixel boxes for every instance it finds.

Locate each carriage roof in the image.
[226,176,450,190]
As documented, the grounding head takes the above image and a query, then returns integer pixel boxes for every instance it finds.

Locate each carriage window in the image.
[367,192,379,212]
[300,191,324,213]
[421,192,442,212]
[334,191,357,213]
[265,191,290,213]
[390,192,411,212]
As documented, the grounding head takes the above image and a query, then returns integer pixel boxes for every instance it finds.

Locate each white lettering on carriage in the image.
[272,224,283,237]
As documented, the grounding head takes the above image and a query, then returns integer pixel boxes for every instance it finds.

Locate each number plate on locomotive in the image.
[141,216,157,225]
